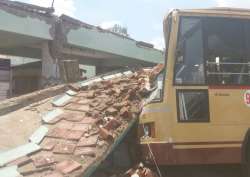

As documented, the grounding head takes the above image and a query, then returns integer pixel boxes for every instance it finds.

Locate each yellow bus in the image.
[139,8,250,171]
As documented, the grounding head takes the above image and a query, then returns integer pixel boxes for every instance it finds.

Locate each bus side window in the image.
[177,90,209,122]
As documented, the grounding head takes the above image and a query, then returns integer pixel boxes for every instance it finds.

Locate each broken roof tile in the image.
[40,140,58,151]
[65,103,90,112]
[74,98,92,105]
[62,113,85,122]
[77,135,98,147]
[74,147,96,157]
[46,128,68,139]
[31,152,56,168]
[104,119,122,130]
[66,130,84,141]
[55,120,74,130]
[18,162,52,176]
[71,124,89,132]
[99,127,114,141]
[56,160,82,174]
[53,143,76,154]
[79,117,97,124]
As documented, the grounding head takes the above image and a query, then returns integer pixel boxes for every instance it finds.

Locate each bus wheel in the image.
[242,129,250,177]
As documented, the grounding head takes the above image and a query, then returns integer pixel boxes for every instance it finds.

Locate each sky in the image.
[19,0,250,50]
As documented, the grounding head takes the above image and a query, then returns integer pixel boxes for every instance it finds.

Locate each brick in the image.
[56,160,82,174]
[104,119,122,130]
[66,130,84,141]
[99,127,114,141]
[53,143,76,154]
[74,147,96,157]
[77,135,98,147]
[86,91,95,99]
[46,128,68,139]
[31,153,56,168]
[120,107,132,119]
[41,140,58,151]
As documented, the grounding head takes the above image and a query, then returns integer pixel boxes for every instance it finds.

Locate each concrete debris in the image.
[0,65,163,177]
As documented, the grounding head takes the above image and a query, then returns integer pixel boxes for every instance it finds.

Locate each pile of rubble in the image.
[0,64,163,177]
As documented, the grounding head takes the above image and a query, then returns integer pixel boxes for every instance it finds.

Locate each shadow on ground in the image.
[159,165,243,177]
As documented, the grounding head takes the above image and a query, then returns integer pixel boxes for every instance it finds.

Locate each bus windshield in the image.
[175,16,250,85]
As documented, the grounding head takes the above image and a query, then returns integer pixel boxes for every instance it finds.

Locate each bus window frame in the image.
[176,89,210,123]
[148,13,173,104]
[173,16,207,86]
[174,15,250,86]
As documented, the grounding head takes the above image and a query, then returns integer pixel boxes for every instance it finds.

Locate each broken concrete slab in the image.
[29,126,48,144]
[0,143,41,167]
[42,109,63,124]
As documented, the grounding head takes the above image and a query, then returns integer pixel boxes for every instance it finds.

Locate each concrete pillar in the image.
[41,42,60,88]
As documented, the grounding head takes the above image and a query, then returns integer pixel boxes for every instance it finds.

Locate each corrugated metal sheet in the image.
[29,126,48,144]
[0,143,40,167]
[0,166,21,177]
[42,109,63,123]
